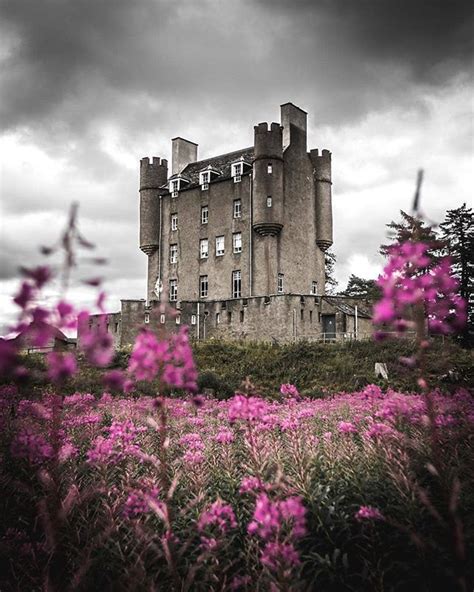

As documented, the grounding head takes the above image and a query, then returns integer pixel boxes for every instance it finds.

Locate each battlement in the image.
[310,148,331,182]
[254,122,283,159]
[140,156,168,190]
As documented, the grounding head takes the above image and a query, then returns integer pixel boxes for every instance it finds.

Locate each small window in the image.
[216,235,225,256]
[201,206,208,225]
[191,314,197,325]
[200,275,208,298]
[267,163,273,174]
[170,179,180,194]
[160,314,166,324]
[300,309,304,320]
[309,310,313,323]
[227,311,232,323]
[267,196,272,208]
[176,315,181,325]
[200,238,209,259]
[233,232,242,253]
[115,322,119,332]
[232,270,241,299]
[144,312,150,324]
[277,273,284,294]
[240,310,244,322]
[232,162,243,177]
[216,312,220,325]
[169,280,178,302]
[233,199,242,219]
[311,281,318,295]
[199,171,210,186]
[171,213,178,231]
[170,244,178,264]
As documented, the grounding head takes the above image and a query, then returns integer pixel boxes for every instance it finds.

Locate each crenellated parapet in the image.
[139,156,168,255]
[310,149,333,252]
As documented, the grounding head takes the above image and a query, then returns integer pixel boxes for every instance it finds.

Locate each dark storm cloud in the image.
[259,0,473,79]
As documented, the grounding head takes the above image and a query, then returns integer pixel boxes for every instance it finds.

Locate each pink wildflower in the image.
[280,383,300,399]
[355,505,384,521]
[228,394,268,423]
[47,352,77,382]
[11,429,54,464]
[338,421,358,434]
[260,541,301,571]
[214,429,234,444]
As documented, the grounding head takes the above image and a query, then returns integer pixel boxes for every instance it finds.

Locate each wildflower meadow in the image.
[0,209,473,591]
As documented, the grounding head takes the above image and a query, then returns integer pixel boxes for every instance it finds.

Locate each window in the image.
[216,235,225,256]
[233,199,242,218]
[267,196,272,208]
[231,162,243,177]
[311,281,318,295]
[200,238,209,259]
[201,205,208,224]
[240,310,244,322]
[170,243,178,264]
[232,270,241,298]
[176,315,181,325]
[233,232,242,253]
[277,273,284,294]
[191,314,197,325]
[199,171,210,185]
[170,179,179,196]
[169,279,177,302]
[160,314,166,324]
[227,311,232,323]
[309,310,313,323]
[216,312,220,325]
[267,163,273,174]
[144,312,150,324]
[171,213,178,231]
[200,275,208,298]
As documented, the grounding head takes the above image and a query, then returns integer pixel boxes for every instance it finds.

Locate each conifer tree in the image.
[439,203,473,343]
[380,210,443,260]
[324,249,337,294]
[339,274,381,300]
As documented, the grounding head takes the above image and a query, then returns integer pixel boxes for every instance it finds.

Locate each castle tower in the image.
[251,122,284,295]
[139,156,168,302]
[310,149,333,252]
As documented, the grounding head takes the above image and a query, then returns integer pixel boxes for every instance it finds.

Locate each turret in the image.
[139,156,168,255]
[310,149,333,252]
[252,122,284,236]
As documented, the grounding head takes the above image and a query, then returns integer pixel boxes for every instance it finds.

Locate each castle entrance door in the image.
[322,315,336,341]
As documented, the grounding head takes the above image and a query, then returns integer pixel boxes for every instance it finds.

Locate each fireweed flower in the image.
[338,421,358,434]
[261,541,301,571]
[280,383,300,399]
[87,420,144,465]
[228,394,268,423]
[214,428,234,444]
[239,476,267,494]
[77,311,114,367]
[123,485,161,519]
[46,352,77,383]
[355,505,384,521]
[11,429,54,464]
[198,500,237,551]
[374,241,467,336]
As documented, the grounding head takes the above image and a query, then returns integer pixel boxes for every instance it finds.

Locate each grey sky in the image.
[1,0,472,333]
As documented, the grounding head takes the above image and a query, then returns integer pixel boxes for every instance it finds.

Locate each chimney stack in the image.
[171,137,198,175]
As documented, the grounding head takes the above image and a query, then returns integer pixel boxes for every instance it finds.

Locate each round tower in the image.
[139,157,168,255]
[311,149,333,252]
[252,122,284,236]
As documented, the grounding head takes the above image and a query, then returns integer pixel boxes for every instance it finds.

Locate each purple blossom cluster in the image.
[374,242,467,336]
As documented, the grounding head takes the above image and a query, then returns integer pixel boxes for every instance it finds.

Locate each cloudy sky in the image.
[0,0,472,334]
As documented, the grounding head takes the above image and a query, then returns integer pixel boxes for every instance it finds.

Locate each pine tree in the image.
[439,203,474,343]
[339,274,381,301]
[324,249,337,295]
[380,210,443,259]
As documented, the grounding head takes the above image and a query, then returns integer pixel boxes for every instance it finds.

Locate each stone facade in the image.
[80,102,374,348]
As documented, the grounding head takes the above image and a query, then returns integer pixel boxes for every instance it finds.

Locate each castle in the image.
[83,103,372,346]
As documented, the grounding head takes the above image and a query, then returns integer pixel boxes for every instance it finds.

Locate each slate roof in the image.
[322,296,372,318]
[180,146,254,186]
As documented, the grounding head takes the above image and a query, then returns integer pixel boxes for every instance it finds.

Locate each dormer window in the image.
[231,158,251,183]
[199,166,219,190]
[170,179,179,196]
[168,175,190,197]
[200,171,210,189]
